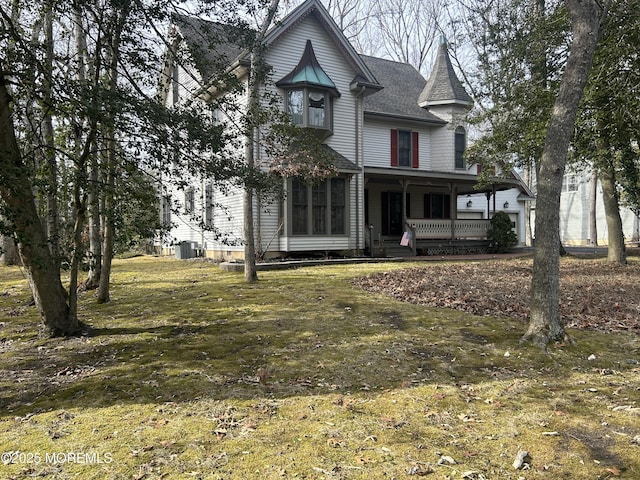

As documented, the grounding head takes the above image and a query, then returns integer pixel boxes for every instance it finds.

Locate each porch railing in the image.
[405,218,491,255]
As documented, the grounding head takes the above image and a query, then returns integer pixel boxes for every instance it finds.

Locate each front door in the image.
[381,192,404,236]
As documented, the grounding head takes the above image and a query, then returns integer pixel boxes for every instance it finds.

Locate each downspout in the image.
[355,86,366,254]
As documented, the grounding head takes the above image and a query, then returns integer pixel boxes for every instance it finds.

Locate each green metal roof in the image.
[276,40,340,96]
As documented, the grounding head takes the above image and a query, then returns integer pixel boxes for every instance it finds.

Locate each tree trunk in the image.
[97,164,115,303]
[0,64,75,336]
[85,153,102,289]
[589,167,598,245]
[96,5,128,303]
[523,164,534,246]
[244,61,258,283]
[43,0,60,268]
[68,185,87,321]
[523,0,607,348]
[600,162,626,263]
[243,0,280,283]
[1,233,21,266]
[243,178,258,282]
[73,4,101,290]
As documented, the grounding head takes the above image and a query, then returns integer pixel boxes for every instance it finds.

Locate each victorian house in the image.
[158,0,531,259]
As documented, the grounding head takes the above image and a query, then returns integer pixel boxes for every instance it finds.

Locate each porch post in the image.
[486,191,492,218]
[492,183,496,216]
[450,184,456,240]
[401,179,408,228]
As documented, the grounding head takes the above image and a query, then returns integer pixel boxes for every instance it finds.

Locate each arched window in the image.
[455,126,466,169]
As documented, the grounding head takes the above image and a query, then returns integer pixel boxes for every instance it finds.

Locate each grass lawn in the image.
[0,255,639,479]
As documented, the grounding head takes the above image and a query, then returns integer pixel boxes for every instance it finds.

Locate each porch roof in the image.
[323,145,360,173]
[363,166,528,195]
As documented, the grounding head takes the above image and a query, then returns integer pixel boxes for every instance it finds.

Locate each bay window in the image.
[290,177,347,235]
[286,88,331,130]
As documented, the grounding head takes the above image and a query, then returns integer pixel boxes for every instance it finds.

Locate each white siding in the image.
[429,123,455,172]
[362,117,432,171]
[557,172,640,245]
[164,49,205,109]
[258,13,364,253]
[425,105,471,173]
[457,189,528,245]
[160,50,249,259]
[267,15,359,160]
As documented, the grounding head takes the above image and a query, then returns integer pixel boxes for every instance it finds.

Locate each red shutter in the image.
[412,131,419,168]
[390,129,398,167]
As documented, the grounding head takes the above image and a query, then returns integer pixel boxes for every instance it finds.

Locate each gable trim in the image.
[263,0,380,90]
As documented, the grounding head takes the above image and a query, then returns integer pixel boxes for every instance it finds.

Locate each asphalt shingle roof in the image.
[172,15,248,81]
[360,56,446,124]
[173,13,471,124]
[418,42,472,106]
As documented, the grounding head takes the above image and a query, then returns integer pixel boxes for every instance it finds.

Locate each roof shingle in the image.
[418,42,472,107]
[360,56,445,124]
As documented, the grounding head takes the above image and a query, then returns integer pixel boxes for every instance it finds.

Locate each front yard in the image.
[0,255,638,479]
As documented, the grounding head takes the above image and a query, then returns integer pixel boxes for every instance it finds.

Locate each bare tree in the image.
[322,0,375,54]
[371,0,444,73]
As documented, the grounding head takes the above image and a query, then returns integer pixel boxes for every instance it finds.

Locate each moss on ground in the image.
[0,256,638,479]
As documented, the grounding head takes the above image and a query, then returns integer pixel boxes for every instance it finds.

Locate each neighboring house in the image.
[157,0,531,259]
[551,170,639,246]
[457,180,534,247]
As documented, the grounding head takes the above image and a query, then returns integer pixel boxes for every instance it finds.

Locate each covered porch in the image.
[363,166,529,256]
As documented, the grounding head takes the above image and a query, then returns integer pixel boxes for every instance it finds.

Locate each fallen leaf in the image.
[605,466,621,476]
[437,455,456,465]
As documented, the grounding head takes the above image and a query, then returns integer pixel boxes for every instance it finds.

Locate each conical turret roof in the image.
[419,39,472,108]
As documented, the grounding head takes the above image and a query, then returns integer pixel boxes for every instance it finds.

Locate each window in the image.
[391,129,419,168]
[562,174,578,192]
[292,179,308,234]
[308,92,326,127]
[312,183,327,234]
[398,130,411,167]
[184,188,195,215]
[455,127,466,169]
[290,177,347,235]
[424,193,451,219]
[161,195,172,225]
[331,178,345,234]
[205,184,213,227]
[286,89,330,130]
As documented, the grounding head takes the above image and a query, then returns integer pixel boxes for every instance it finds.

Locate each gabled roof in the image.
[322,145,360,173]
[263,0,381,93]
[171,15,248,81]
[418,40,473,108]
[171,0,382,94]
[361,56,446,125]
